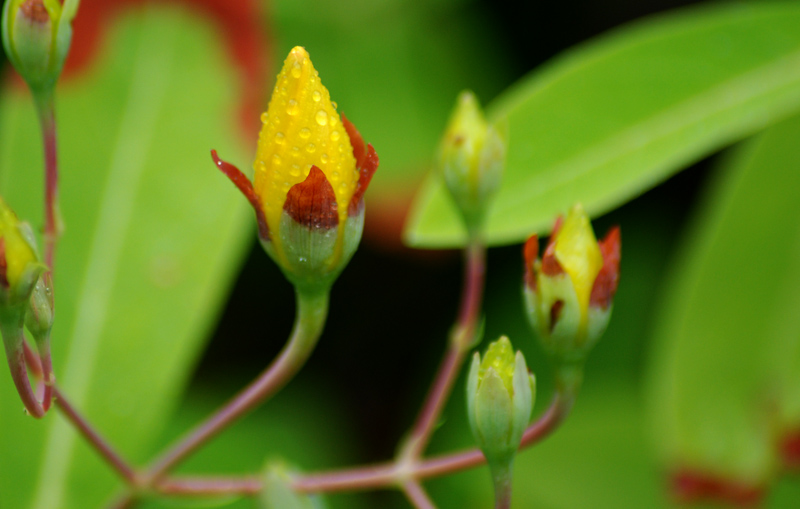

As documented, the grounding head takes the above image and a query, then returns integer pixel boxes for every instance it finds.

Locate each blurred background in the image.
[2,0,800,508]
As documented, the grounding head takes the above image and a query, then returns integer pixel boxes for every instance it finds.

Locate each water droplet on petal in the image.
[312,91,321,102]
[306,143,316,153]
[330,130,340,142]
[291,64,302,78]
[331,101,338,109]
[315,110,328,126]
[287,99,299,116]
[275,132,285,144]
[260,112,269,123]
[321,153,329,163]
[271,154,282,165]
[299,128,311,139]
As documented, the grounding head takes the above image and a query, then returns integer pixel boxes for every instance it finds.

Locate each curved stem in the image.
[3,326,45,418]
[151,392,571,498]
[401,240,486,461]
[143,289,329,483]
[22,342,138,483]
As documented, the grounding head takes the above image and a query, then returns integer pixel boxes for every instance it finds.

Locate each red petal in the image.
[211,150,269,240]
[0,238,8,289]
[671,469,764,507]
[64,0,270,135]
[284,166,339,230]
[781,429,800,470]
[541,215,565,276]
[589,226,620,309]
[523,235,538,291]
[342,113,379,216]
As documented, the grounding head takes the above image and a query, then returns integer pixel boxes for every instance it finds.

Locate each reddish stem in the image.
[4,331,45,418]
[402,241,486,460]
[151,394,570,498]
[143,290,329,483]
[401,480,437,509]
[22,342,138,484]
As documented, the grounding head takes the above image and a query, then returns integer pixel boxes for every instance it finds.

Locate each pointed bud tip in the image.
[19,0,49,23]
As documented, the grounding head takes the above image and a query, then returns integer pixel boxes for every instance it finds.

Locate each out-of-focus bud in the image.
[0,197,49,417]
[1,0,79,93]
[212,46,378,293]
[523,203,620,367]
[0,198,44,309]
[466,336,536,467]
[437,90,506,234]
[260,462,327,509]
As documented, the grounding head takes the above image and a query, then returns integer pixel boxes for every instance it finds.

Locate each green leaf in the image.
[0,6,252,507]
[645,113,800,485]
[405,2,800,248]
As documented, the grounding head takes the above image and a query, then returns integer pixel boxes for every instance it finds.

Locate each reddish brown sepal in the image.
[590,226,620,309]
[342,113,379,216]
[671,469,764,507]
[284,166,339,230]
[211,150,269,240]
[541,215,565,276]
[781,429,800,470]
[523,235,538,291]
[20,0,49,22]
[0,238,8,290]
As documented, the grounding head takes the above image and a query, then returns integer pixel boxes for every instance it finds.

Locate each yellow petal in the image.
[0,199,36,289]
[253,47,357,240]
[554,203,603,325]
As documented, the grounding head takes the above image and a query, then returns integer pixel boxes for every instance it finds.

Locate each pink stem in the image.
[4,331,45,418]
[402,241,486,460]
[401,480,437,509]
[143,290,328,483]
[22,342,138,484]
[151,394,569,497]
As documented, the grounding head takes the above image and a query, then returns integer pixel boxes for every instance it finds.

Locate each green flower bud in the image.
[438,90,507,233]
[1,0,79,93]
[260,462,327,509]
[466,336,536,467]
[0,197,45,309]
[523,204,620,367]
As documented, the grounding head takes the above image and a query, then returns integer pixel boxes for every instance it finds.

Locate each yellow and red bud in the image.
[523,204,620,364]
[213,47,378,292]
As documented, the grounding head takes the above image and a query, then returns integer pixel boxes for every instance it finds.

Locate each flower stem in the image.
[150,392,570,498]
[33,90,61,281]
[22,341,138,483]
[3,326,45,418]
[143,288,329,483]
[489,461,513,509]
[400,239,486,461]
[401,480,437,509]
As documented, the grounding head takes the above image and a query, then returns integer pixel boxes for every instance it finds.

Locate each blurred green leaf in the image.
[646,113,800,485]
[0,6,252,507]
[405,2,800,248]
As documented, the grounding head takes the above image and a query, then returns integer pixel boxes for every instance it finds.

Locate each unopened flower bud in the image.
[523,203,620,366]
[0,197,44,309]
[438,90,506,233]
[466,336,536,467]
[1,0,78,92]
[260,462,327,509]
[212,47,378,293]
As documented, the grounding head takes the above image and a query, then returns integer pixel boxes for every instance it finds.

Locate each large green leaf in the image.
[0,6,252,507]
[646,113,800,485]
[405,2,800,248]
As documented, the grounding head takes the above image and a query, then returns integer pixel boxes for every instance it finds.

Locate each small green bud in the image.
[466,336,536,467]
[260,462,327,509]
[523,204,620,367]
[438,90,507,233]
[1,0,77,93]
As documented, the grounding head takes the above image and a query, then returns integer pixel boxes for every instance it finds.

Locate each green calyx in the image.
[2,0,80,93]
[264,207,364,295]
